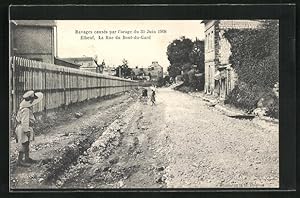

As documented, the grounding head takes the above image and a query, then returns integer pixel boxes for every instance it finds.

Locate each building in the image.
[102,66,117,76]
[202,20,261,100]
[147,61,163,81]
[61,57,101,73]
[54,57,81,69]
[132,62,163,81]
[132,67,145,76]
[131,67,147,80]
[10,20,57,64]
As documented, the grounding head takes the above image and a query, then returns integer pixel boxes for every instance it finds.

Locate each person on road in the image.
[15,90,43,167]
[141,88,148,104]
[150,86,156,105]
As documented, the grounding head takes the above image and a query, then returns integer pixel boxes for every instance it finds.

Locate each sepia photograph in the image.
[9,18,280,190]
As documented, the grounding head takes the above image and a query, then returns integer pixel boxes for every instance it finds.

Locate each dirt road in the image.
[10,87,279,189]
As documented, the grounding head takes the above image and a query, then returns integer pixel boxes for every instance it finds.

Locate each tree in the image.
[115,58,133,78]
[167,36,194,66]
[157,77,165,87]
[166,37,205,81]
[189,39,205,73]
[167,64,181,79]
[164,76,170,84]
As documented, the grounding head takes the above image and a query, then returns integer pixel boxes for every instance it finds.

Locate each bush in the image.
[181,69,204,91]
[225,82,278,118]
[174,83,194,93]
[225,82,264,110]
[157,77,166,87]
[223,20,279,118]
[266,97,279,119]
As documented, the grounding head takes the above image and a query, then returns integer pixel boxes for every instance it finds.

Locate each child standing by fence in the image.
[14,90,43,167]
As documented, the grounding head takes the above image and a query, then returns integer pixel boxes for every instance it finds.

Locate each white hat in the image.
[19,91,43,108]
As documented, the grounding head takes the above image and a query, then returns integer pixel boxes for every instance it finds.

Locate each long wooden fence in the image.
[10,56,138,113]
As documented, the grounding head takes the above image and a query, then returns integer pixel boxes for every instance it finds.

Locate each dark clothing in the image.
[142,89,148,97]
[151,91,156,104]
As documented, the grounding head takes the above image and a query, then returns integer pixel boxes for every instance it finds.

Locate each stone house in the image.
[147,61,163,81]
[132,67,146,79]
[132,62,163,81]
[202,20,261,100]
[10,20,57,64]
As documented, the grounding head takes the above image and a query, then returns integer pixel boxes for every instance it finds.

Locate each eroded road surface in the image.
[11,88,279,189]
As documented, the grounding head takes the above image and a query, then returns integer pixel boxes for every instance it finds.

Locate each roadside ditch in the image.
[10,89,141,189]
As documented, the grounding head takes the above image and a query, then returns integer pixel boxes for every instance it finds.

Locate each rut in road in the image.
[57,87,278,188]
[10,87,279,189]
[60,98,169,188]
[10,90,140,189]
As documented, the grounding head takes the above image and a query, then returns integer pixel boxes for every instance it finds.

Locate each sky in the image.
[56,20,205,71]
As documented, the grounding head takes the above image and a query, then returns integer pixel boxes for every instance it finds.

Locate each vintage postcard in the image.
[9,13,280,190]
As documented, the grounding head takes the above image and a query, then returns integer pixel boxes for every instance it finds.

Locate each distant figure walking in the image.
[141,88,148,104]
[150,86,156,105]
[15,90,43,167]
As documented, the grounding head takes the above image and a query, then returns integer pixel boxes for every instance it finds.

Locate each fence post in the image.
[77,74,79,102]
[11,57,16,113]
[44,63,47,112]
[63,68,67,109]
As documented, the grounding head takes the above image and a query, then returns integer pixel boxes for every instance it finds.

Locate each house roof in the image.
[201,20,213,24]
[61,57,95,62]
[148,61,162,68]
[61,57,100,67]
[12,20,57,27]
[54,57,81,68]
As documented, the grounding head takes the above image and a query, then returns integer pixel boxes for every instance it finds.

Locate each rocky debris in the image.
[140,126,148,130]
[41,129,99,183]
[156,166,165,171]
[156,175,167,183]
[109,157,119,165]
[38,178,44,183]
[56,180,63,187]
[253,108,267,117]
[55,102,140,187]
[208,101,218,107]
[228,114,255,120]
[74,112,83,118]
[118,180,124,188]
[63,132,70,136]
